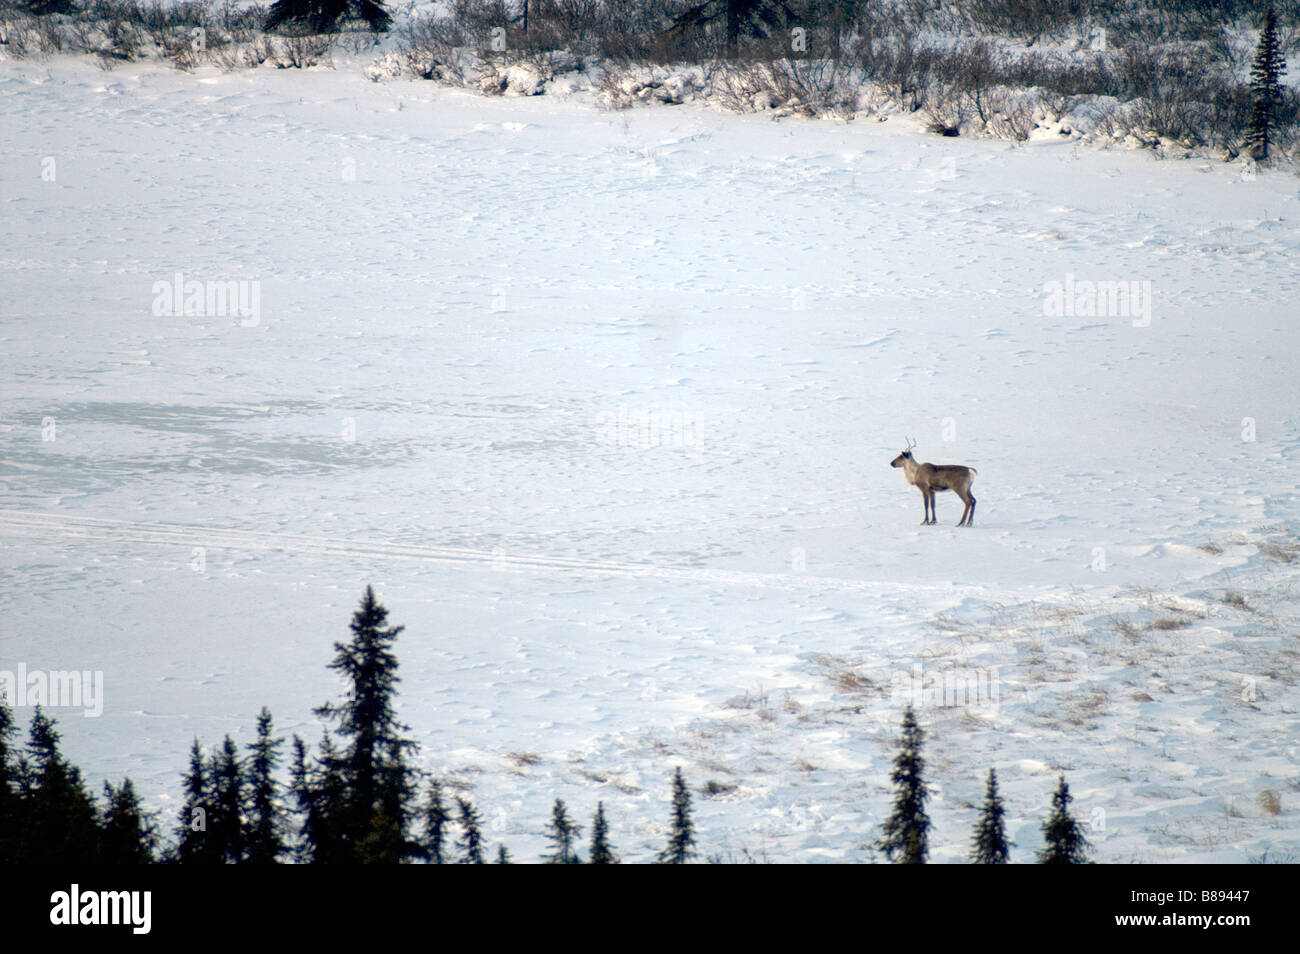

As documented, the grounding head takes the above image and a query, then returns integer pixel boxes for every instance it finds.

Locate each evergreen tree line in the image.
[0,587,698,864]
[1,589,1088,864]
[879,706,1093,864]
[0,701,158,863]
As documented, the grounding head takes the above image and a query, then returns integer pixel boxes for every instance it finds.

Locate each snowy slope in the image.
[1,54,1298,862]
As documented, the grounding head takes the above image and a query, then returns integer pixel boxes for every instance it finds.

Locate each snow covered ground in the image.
[2,51,1298,862]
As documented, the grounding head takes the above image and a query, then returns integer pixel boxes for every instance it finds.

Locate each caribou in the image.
[890,438,978,527]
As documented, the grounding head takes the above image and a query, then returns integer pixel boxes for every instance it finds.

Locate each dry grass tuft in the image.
[1112,616,1143,641]
[1221,591,1250,610]
[1261,541,1300,564]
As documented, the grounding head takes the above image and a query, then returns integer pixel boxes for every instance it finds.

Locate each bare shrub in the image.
[214,33,273,71]
[0,12,32,59]
[923,77,966,134]
[76,1,146,63]
[1090,99,1128,139]
[713,56,860,118]
[450,0,510,51]
[215,0,269,44]
[1221,591,1250,610]
[521,0,603,54]
[271,33,332,67]
[397,12,468,83]
[168,35,201,69]
[597,0,715,65]
[100,20,144,63]
[1101,44,1228,146]
[952,38,1003,123]
[1131,89,1211,146]
[966,0,1096,43]
[862,26,935,111]
[138,0,207,49]
[593,62,634,107]
[243,33,272,66]
[5,6,72,57]
[332,28,379,54]
[984,85,1036,139]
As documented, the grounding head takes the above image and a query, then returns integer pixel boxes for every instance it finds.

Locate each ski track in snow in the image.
[2,56,1299,862]
[0,509,961,595]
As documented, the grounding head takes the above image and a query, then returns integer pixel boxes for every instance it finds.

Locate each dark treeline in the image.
[1,1,1294,155]
[1,586,1092,863]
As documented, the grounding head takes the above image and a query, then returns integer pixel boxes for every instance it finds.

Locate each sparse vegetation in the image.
[1261,540,1300,563]
[1222,590,1250,609]
[1249,847,1297,863]
[7,633,1277,863]
[3,0,1296,154]
[1112,615,1143,640]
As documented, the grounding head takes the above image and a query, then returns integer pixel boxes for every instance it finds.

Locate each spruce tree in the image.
[1038,774,1092,864]
[288,731,349,863]
[23,0,78,14]
[588,801,618,865]
[288,734,320,862]
[209,735,246,863]
[657,767,696,863]
[243,707,286,864]
[970,767,1009,864]
[20,707,101,863]
[358,805,406,864]
[543,798,582,864]
[456,796,486,864]
[495,844,511,864]
[878,706,931,864]
[1248,4,1288,160]
[0,696,21,861]
[100,778,157,864]
[313,586,420,862]
[177,738,218,864]
[423,779,450,864]
[264,0,392,34]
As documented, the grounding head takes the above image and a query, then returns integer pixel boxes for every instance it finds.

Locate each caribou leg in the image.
[956,492,976,527]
